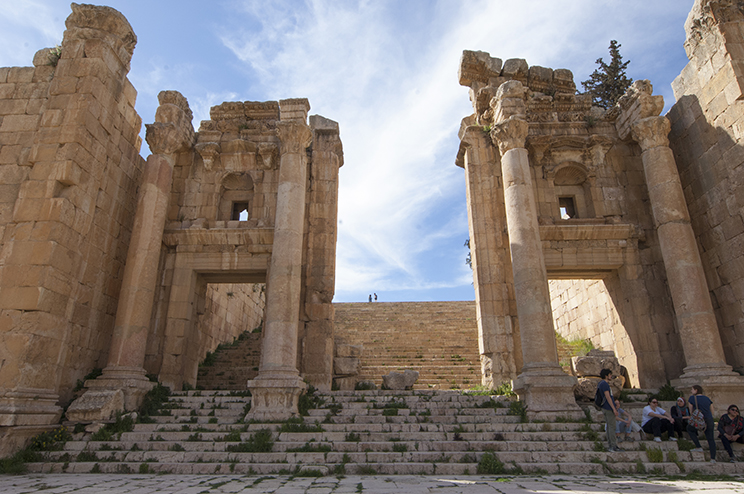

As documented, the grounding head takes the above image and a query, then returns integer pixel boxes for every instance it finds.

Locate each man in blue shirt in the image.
[598,368,622,452]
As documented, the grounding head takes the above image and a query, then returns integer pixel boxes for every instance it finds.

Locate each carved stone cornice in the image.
[258,143,278,170]
[631,116,671,151]
[195,142,220,170]
[277,121,312,154]
[490,116,529,155]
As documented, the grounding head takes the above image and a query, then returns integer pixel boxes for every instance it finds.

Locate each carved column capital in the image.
[146,122,190,155]
[490,116,529,154]
[631,116,671,151]
[146,91,195,155]
[277,121,313,154]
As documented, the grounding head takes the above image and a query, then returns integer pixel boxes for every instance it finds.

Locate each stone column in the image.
[456,121,520,387]
[67,92,194,421]
[489,81,579,417]
[616,80,744,406]
[631,115,744,402]
[247,100,312,421]
[300,115,343,391]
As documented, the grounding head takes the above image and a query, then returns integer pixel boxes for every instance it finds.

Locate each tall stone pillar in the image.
[456,120,520,387]
[247,99,312,421]
[618,81,744,406]
[489,81,579,417]
[300,115,343,391]
[67,92,194,420]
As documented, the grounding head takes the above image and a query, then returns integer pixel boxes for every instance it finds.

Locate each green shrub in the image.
[476,452,505,474]
[392,443,408,453]
[298,385,325,416]
[493,382,517,397]
[646,448,663,463]
[345,432,361,442]
[355,381,376,391]
[226,429,273,453]
[139,383,171,418]
[652,382,681,401]
[29,426,72,451]
[507,401,528,422]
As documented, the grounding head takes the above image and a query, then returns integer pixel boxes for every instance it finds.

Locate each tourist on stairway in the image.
[718,404,743,462]
[641,397,676,442]
[687,384,717,463]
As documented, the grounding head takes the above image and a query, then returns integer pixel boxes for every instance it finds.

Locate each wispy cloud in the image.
[219,0,692,301]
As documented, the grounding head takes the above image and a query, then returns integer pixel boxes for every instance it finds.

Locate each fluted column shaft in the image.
[632,116,728,372]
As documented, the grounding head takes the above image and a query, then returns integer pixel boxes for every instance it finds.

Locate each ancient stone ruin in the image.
[456,0,744,416]
[1,0,744,458]
[0,3,341,452]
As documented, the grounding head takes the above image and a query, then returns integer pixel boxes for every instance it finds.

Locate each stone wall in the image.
[197,283,265,361]
[667,0,744,372]
[0,4,145,423]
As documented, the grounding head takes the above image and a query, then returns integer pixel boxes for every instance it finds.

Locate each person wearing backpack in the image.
[597,369,622,452]
[687,384,716,463]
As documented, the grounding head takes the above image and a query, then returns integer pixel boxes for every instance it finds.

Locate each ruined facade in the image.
[0,3,341,449]
[457,0,744,412]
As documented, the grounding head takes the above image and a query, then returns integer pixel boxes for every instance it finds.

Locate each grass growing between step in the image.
[226,429,274,453]
[0,426,72,474]
[476,452,523,475]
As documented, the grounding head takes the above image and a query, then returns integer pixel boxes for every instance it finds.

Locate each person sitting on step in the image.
[671,396,691,439]
[641,397,676,442]
[614,399,642,442]
[718,404,743,463]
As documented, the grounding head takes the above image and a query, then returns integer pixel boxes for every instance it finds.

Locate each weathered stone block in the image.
[382,370,419,390]
[66,389,124,422]
[333,357,359,376]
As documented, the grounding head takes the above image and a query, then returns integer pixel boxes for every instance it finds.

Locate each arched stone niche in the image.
[549,162,594,220]
[218,172,254,221]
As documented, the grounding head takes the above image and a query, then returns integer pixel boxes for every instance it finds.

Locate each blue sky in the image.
[1,1,694,303]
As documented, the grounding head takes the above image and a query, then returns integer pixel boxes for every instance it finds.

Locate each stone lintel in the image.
[279,98,311,124]
[615,80,665,140]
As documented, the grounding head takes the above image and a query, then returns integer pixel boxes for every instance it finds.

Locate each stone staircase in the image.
[334,302,481,389]
[196,333,262,390]
[25,390,743,476]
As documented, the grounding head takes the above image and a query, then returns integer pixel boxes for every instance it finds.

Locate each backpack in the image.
[594,386,605,410]
[690,395,707,431]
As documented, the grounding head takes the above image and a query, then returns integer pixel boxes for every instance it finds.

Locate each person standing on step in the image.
[718,404,743,462]
[374,293,377,301]
[368,294,372,303]
[687,384,716,463]
[598,369,622,452]
[641,397,676,442]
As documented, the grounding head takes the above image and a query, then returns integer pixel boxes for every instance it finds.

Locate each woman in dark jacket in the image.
[718,404,743,462]
[671,397,690,439]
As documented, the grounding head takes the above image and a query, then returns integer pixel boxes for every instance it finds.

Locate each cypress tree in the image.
[581,40,633,109]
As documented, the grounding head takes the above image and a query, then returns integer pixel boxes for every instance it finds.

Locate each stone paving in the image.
[1,474,743,493]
